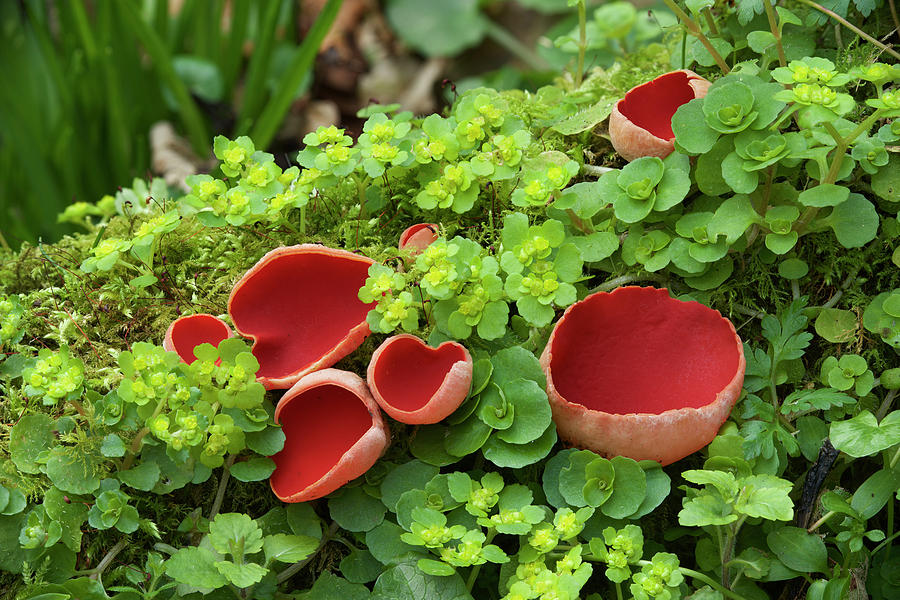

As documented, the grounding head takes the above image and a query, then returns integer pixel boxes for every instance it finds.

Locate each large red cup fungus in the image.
[270,368,390,502]
[399,223,439,255]
[163,313,232,364]
[228,244,376,389]
[540,286,745,466]
[609,70,711,162]
[367,334,473,424]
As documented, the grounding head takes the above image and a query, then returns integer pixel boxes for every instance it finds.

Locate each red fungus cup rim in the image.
[367,334,473,424]
[162,313,232,364]
[227,244,376,390]
[609,70,711,162]
[270,368,390,503]
[540,286,745,466]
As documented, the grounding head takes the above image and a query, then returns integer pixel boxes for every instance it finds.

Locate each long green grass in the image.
[0,0,341,248]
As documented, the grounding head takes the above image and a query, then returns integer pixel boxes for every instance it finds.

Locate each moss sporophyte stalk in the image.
[2,8,900,597]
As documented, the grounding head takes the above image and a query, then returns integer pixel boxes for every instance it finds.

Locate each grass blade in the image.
[250,0,343,149]
[235,0,287,134]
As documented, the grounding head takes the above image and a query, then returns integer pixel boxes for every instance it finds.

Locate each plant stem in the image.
[482,20,550,72]
[592,273,668,293]
[702,7,719,36]
[581,164,615,177]
[576,0,587,87]
[680,566,751,600]
[660,0,730,73]
[615,581,624,600]
[90,538,129,583]
[807,510,836,533]
[762,0,787,67]
[466,531,496,591]
[299,206,307,236]
[890,445,900,470]
[794,0,900,60]
[0,229,10,252]
[888,0,900,37]
[276,521,340,584]
[876,389,897,421]
[209,454,236,521]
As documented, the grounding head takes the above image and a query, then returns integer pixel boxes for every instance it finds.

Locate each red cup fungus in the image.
[399,223,439,256]
[608,70,711,162]
[539,286,745,466]
[270,368,390,502]
[163,313,232,364]
[228,244,376,390]
[367,334,473,424]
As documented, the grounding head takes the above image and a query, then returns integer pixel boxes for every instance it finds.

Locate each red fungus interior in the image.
[401,224,437,250]
[373,338,467,412]
[230,252,375,380]
[172,315,230,363]
[270,383,373,496]
[618,71,696,141]
[549,288,739,415]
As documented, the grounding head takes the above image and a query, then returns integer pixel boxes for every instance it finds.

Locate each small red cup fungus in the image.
[609,70,711,162]
[367,334,472,424]
[228,244,376,389]
[270,368,390,502]
[540,286,745,466]
[162,314,232,364]
[399,223,439,256]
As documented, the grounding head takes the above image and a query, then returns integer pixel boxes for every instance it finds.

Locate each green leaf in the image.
[230,457,276,482]
[9,413,56,474]
[0,512,26,573]
[767,526,828,573]
[409,425,459,467]
[708,196,760,246]
[496,379,551,444]
[571,231,618,262]
[263,533,319,564]
[734,475,794,521]
[215,560,268,588]
[557,182,605,219]
[679,492,738,526]
[165,546,227,589]
[778,258,809,280]
[118,461,161,491]
[45,450,100,495]
[100,434,126,458]
[821,192,879,248]
[558,450,597,507]
[628,464,671,519]
[814,308,858,343]
[341,549,384,584]
[246,426,286,456]
[490,346,545,389]
[286,503,323,539]
[330,486,387,532]
[765,232,798,255]
[482,423,557,468]
[797,184,849,208]
[476,383,514,430]
[43,486,88,552]
[516,295,556,327]
[417,558,457,576]
[371,560,471,600]
[366,521,423,565]
[381,461,440,511]
[601,457,646,518]
[446,412,493,458]
[306,571,372,600]
[542,449,578,509]
[554,243,583,282]
[386,0,486,58]
[851,468,900,520]
[722,151,758,193]
[830,411,900,457]
[551,99,615,135]
[673,99,720,154]
[209,512,264,556]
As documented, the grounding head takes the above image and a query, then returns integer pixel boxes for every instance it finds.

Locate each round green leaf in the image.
[385,0,486,57]
[830,411,900,458]
[767,526,828,573]
[329,486,387,532]
[778,258,808,280]
[46,450,100,495]
[246,426,286,456]
[814,308,857,343]
[822,193,879,248]
[381,460,439,511]
[9,413,56,474]
[340,548,384,584]
[445,412,493,457]
[600,456,646,519]
[409,425,459,467]
[482,424,557,468]
[477,383,514,430]
[495,379,552,444]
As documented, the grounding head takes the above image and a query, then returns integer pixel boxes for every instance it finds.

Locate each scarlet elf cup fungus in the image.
[539,286,745,466]
[228,244,376,389]
[367,334,473,424]
[609,70,712,162]
[162,314,232,364]
[398,223,439,255]
[270,368,390,502]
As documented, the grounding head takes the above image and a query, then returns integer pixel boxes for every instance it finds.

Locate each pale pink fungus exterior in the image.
[162,314,232,364]
[399,223,439,256]
[540,286,745,466]
[609,70,711,162]
[270,368,390,502]
[367,334,472,424]
[228,244,376,390]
